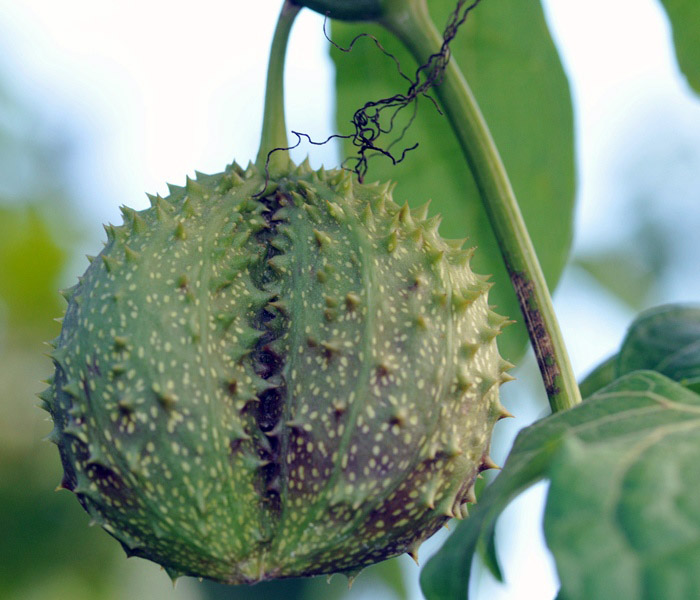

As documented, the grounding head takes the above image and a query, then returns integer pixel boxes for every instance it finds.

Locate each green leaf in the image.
[420,371,700,599]
[332,0,575,361]
[0,454,119,597]
[0,205,66,327]
[367,557,409,600]
[579,354,618,399]
[574,251,657,310]
[419,425,561,600]
[579,304,700,398]
[618,304,700,392]
[545,372,700,599]
[478,526,503,583]
[659,0,700,94]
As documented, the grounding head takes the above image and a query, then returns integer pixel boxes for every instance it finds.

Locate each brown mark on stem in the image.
[510,271,561,398]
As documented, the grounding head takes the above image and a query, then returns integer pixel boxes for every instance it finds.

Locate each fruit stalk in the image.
[381,0,581,413]
[256,0,301,175]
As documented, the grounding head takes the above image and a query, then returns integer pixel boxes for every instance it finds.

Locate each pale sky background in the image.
[0,1,698,599]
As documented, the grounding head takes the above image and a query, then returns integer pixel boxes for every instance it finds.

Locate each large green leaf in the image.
[332,0,575,361]
[618,304,700,393]
[659,0,700,94]
[420,371,700,599]
[578,354,617,399]
[545,372,700,599]
[580,304,700,397]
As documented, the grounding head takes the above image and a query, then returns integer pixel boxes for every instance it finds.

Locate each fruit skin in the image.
[41,159,512,584]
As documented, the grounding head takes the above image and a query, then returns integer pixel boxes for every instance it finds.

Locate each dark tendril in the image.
[254,131,351,197]
[256,0,482,195]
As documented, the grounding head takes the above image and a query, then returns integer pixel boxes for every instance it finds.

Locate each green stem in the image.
[290,0,383,20]
[382,0,581,413]
[255,1,301,174]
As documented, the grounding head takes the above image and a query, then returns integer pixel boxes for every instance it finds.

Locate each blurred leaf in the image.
[332,0,575,362]
[618,304,700,393]
[659,0,700,94]
[0,62,115,600]
[200,577,315,600]
[199,555,406,600]
[478,527,503,583]
[0,345,53,454]
[578,354,617,399]
[421,370,700,599]
[365,557,408,600]
[574,214,672,310]
[575,251,656,310]
[0,453,118,597]
[545,372,700,599]
[0,205,66,327]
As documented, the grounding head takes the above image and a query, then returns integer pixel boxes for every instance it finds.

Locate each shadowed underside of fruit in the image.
[41,160,512,583]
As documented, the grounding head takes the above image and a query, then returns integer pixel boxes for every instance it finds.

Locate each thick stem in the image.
[382,0,581,412]
[255,1,301,175]
[290,0,384,21]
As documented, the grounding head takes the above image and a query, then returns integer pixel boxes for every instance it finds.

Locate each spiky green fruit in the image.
[44,160,512,584]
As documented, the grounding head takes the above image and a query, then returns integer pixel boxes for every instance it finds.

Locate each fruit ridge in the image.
[41,159,512,583]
